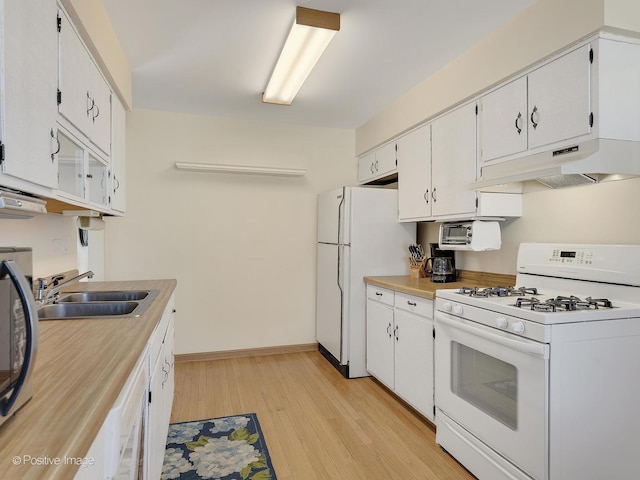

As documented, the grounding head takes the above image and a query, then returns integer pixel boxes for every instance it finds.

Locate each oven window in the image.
[451,342,518,430]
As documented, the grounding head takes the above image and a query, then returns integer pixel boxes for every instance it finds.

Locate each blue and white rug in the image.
[161,413,277,480]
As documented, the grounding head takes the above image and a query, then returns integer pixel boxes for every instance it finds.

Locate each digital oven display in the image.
[560,251,577,258]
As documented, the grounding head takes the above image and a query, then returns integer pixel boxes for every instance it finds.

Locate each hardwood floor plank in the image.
[170,351,475,479]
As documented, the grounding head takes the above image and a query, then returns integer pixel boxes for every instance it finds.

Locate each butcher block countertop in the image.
[364,270,516,300]
[0,278,177,480]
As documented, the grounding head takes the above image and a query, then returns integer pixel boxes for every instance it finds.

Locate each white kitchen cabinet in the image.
[366,286,395,389]
[430,102,478,219]
[478,76,528,163]
[366,285,434,421]
[478,43,592,166]
[146,295,175,480]
[58,8,112,157]
[358,141,397,184]
[527,44,592,151]
[398,124,431,221]
[394,293,434,420]
[1,0,59,189]
[56,128,109,208]
[110,97,127,214]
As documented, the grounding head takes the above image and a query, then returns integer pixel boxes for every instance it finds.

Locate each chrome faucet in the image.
[36,270,94,303]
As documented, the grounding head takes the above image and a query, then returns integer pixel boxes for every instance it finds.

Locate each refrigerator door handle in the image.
[337,244,344,360]
[337,187,345,245]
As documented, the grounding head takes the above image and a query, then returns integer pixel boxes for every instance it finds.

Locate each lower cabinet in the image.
[366,285,434,421]
[75,293,175,479]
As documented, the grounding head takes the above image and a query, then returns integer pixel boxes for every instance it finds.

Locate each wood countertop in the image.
[364,270,516,300]
[0,279,177,480]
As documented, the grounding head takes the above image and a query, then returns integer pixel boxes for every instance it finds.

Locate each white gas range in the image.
[434,243,640,480]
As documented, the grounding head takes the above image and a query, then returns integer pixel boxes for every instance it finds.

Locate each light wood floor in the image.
[171,351,475,480]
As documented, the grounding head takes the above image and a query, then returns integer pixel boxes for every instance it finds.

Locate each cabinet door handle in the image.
[394,325,399,341]
[530,105,538,130]
[431,187,437,202]
[374,159,379,172]
[50,129,60,162]
[113,176,120,192]
[423,189,429,204]
[86,91,95,116]
[386,322,392,338]
[515,112,522,134]
[92,103,100,123]
[375,292,382,296]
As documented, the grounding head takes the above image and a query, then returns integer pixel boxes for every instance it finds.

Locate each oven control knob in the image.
[452,304,464,315]
[496,317,508,329]
[443,301,453,312]
[512,321,525,334]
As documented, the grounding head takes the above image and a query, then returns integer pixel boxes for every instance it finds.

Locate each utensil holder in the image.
[409,257,427,278]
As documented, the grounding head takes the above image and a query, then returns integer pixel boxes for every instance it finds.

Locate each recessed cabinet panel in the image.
[110,97,127,213]
[527,44,592,150]
[366,300,395,389]
[87,153,108,206]
[358,152,376,183]
[398,125,431,221]
[2,0,59,188]
[88,63,112,156]
[479,76,528,163]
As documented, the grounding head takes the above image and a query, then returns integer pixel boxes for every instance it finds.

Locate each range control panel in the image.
[550,248,594,265]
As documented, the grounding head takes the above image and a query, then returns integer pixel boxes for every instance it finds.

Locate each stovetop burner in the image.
[458,286,538,297]
[514,296,614,312]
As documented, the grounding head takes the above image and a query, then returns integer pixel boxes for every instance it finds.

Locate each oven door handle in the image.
[0,260,39,416]
[436,313,549,359]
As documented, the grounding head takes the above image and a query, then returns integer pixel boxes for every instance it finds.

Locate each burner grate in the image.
[458,286,538,297]
[513,295,614,312]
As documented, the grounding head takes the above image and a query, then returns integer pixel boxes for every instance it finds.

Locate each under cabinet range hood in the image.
[0,189,47,218]
[471,139,640,189]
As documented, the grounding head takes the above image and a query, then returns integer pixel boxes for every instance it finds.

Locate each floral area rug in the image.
[161,413,277,480]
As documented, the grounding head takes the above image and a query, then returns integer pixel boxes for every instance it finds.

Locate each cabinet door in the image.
[358,152,376,183]
[431,103,477,218]
[375,141,397,177]
[528,44,592,150]
[146,350,165,480]
[394,309,434,420]
[110,96,126,213]
[163,321,175,427]
[89,62,111,156]
[58,10,91,135]
[366,299,395,389]
[2,0,58,188]
[478,76,528,163]
[398,124,431,221]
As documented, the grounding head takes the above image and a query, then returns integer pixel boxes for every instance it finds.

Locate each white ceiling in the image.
[102,0,535,130]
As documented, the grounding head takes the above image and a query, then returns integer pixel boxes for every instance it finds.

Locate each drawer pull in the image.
[407,301,417,306]
[375,292,383,296]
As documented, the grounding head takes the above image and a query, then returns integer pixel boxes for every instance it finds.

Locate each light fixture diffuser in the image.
[262,7,340,105]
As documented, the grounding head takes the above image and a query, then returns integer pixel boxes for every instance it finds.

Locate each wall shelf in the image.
[175,162,306,177]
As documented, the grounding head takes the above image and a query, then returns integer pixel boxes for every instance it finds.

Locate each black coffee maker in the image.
[426,243,457,283]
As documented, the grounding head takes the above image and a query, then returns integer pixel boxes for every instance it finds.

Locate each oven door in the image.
[435,312,548,480]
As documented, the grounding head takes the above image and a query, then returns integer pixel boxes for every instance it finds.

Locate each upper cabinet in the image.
[397,124,431,221]
[58,9,112,157]
[478,44,592,165]
[0,0,59,189]
[358,141,397,184]
[110,97,127,214]
[430,103,478,219]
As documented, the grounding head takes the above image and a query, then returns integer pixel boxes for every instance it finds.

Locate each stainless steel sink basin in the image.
[38,302,139,319]
[57,290,150,303]
[38,289,160,320]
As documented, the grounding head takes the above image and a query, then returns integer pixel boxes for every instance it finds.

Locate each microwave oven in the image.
[439,221,501,251]
[0,247,38,428]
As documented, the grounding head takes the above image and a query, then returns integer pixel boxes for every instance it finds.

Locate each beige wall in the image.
[0,214,79,278]
[356,0,640,155]
[103,110,356,355]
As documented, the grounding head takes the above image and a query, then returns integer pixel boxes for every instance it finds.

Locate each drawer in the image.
[366,285,394,307]
[395,292,433,318]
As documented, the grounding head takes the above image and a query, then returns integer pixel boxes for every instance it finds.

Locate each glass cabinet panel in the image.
[87,153,107,206]
[57,132,84,198]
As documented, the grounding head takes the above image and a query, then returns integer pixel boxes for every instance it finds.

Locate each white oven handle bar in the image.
[436,313,549,359]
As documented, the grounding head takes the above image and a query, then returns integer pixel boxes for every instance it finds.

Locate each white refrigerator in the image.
[316,187,416,378]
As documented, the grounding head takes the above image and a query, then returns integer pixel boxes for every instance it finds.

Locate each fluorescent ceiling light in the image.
[262,7,340,106]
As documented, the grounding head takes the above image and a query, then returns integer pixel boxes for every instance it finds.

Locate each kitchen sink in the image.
[57,290,150,302]
[38,302,139,319]
[38,289,160,320]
